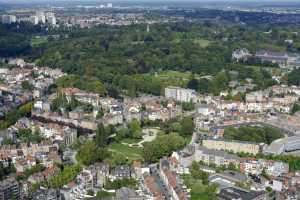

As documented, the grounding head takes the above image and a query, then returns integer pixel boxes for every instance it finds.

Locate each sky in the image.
[0,0,299,3]
[1,0,299,6]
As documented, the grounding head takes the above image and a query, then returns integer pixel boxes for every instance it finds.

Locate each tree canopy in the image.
[143,133,186,163]
[224,125,283,144]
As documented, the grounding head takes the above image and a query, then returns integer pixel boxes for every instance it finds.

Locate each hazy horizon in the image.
[1,0,300,3]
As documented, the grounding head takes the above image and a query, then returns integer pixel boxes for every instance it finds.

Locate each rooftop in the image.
[218,187,265,200]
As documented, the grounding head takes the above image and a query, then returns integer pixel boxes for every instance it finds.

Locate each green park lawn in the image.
[31,36,48,47]
[108,143,143,161]
[121,138,142,144]
[155,70,203,88]
[193,39,211,48]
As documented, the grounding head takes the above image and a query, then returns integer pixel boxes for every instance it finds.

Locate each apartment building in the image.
[202,139,262,155]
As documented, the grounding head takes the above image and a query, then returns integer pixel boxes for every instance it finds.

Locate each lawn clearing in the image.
[31,36,48,47]
[155,70,202,88]
[193,39,211,48]
[121,138,142,144]
[108,143,143,161]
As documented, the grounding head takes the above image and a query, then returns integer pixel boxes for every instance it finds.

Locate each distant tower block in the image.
[147,24,150,33]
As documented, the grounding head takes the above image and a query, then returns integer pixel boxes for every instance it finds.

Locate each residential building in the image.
[87,163,110,188]
[36,11,46,24]
[232,48,251,61]
[77,169,94,191]
[171,145,195,173]
[165,86,196,103]
[197,104,215,116]
[263,160,289,177]
[202,139,262,155]
[1,15,17,24]
[8,58,26,68]
[61,88,101,107]
[123,102,141,123]
[100,113,123,125]
[32,188,59,200]
[240,158,289,177]
[209,170,248,187]
[0,178,20,200]
[111,165,133,180]
[46,12,56,25]
[115,187,143,200]
[264,136,300,155]
[37,122,77,146]
[217,187,267,200]
[143,175,166,200]
[255,50,300,67]
[159,158,189,200]
[195,147,241,167]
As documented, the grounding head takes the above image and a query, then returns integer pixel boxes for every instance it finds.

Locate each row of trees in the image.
[224,125,283,144]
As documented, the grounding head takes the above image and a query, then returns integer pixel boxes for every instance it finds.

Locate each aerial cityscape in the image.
[1,0,300,199]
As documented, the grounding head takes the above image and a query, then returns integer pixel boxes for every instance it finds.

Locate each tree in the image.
[104,178,137,190]
[212,71,229,95]
[51,92,68,112]
[143,133,185,163]
[18,128,42,144]
[97,191,114,198]
[190,161,209,184]
[0,102,33,131]
[109,153,128,167]
[17,163,45,180]
[129,119,142,139]
[181,102,195,111]
[116,128,129,142]
[170,122,182,132]
[96,108,104,119]
[21,81,33,91]
[76,141,99,165]
[291,103,300,115]
[181,117,194,136]
[187,79,199,90]
[198,79,212,94]
[190,182,217,200]
[228,162,238,171]
[287,69,300,86]
[224,125,283,145]
[50,165,81,188]
[0,161,15,181]
[95,123,108,148]
[76,140,110,166]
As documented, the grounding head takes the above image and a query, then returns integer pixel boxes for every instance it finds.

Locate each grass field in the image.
[31,36,48,47]
[108,143,143,161]
[193,39,211,48]
[121,138,142,144]
[172,38,211,48]
[155,70,202,88]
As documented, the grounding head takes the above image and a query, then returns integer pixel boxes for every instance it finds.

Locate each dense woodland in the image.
[1,18,300,96]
